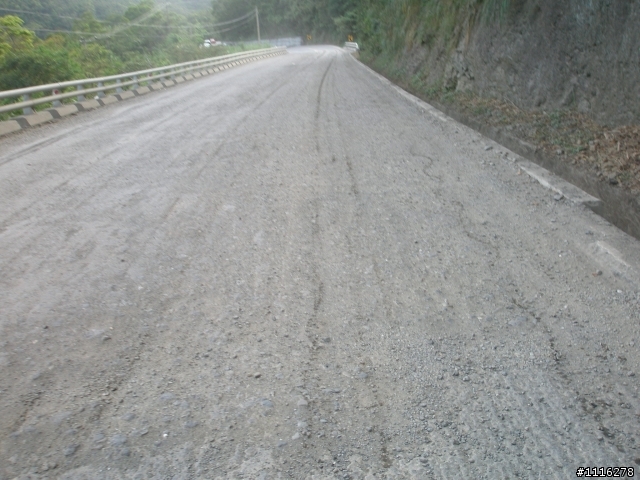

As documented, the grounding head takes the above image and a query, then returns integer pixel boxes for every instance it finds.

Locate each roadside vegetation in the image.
[0,0,271,119]
[0,0,263,92]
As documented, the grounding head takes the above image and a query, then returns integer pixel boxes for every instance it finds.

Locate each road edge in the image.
[348,51,640,243]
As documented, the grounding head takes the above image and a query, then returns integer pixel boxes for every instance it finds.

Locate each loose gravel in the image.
[0,46,639,479]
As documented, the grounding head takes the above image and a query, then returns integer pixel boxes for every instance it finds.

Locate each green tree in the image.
[210,0,358,42]
[0,44,82,89]
[0,0,275,90]
[73,11,108,35]
[0,15,36,59]
[70,43,125,77]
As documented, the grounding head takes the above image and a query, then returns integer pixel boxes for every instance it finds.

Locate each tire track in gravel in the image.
[314,51,398,474]
[314,52,332,122]
[306,49,640,477]
[397,251,638,476]
[290,52,345,463]
[299,197,330,464]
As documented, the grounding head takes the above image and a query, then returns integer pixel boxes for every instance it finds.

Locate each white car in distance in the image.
[203,39,225,47]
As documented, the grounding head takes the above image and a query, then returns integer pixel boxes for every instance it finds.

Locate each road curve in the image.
[1,45,640,479]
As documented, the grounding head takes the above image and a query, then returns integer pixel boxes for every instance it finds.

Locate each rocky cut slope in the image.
[374,0,640,127]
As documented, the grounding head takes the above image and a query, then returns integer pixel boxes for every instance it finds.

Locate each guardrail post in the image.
[52,89,62,107]
[22,94,34,115]
[97,82,105,98]
[133,76,139,89]
[116,79,123,94]
[76,85,86,102]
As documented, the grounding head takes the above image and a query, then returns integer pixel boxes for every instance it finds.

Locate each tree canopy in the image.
[0,0,232,92]
[0,0,212,34]
[210,0,358,42]
[0,15,36,60]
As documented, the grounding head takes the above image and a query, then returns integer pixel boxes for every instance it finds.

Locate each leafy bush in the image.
[70,43,125,77]
[0,45,82,90]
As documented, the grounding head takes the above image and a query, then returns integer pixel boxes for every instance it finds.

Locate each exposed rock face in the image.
[411,1,640,126]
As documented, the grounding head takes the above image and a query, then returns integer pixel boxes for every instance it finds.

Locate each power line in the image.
[207,10,255,28]
[209,15,257,35]
[0,7,92,21]
[130,11,255,30]
[1,5,257,41]
[31,20,253,39]
[0,6,256,30]
[29,28,99,35]
[90,6,164,40]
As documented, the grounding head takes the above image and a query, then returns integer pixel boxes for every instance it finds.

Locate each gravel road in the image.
[1,45,640,479]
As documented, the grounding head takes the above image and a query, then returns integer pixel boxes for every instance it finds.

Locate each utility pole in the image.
[255,6,261,42]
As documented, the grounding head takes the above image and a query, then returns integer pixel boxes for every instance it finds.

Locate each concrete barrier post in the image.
[116,80,123,94]
[97,82,105,98]
[76,85,86,102]
[52,89,62,107]
[22,94,34,115]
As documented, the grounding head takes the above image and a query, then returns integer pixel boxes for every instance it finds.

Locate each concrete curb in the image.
[116,91,135,101]
[16,111,53,127]
[135,86,151,95]
[0,50,287,139]
[49,105,79,118]
[351,54,640,241]
[581,240,640,289]
[517,160,603,209]
[78,99,101,110]
[99,96,119,106]
[0,119,21,136]
[429,98,640,241]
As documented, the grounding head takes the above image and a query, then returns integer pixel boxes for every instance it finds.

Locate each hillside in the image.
[0,0,211,33]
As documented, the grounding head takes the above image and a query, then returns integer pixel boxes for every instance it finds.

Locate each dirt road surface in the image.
[1,46,640,479]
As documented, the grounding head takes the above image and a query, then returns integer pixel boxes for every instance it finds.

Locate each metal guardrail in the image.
[0,47,286,116]
[344,42,359,51]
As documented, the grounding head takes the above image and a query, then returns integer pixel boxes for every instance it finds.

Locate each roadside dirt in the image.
[377,78,640,196]
[431,91,640,193]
